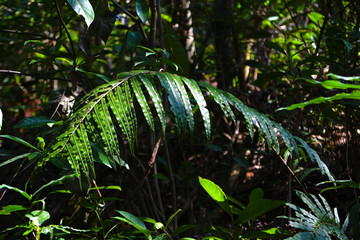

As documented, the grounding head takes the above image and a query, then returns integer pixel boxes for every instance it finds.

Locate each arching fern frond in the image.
[42,70,334,182]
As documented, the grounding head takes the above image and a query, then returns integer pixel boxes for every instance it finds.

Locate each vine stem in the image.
[54,0,76,70]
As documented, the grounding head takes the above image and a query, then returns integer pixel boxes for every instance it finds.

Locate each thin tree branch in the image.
[156,0,165,63]
[0,70,67,81]
[149,0,157,48]
[0,29,57,40]
[54,0,76,69]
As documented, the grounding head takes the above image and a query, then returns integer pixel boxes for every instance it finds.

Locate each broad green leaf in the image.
[67,0,95,27]
[0,184,31,200]
[26,210,50,226]
[114,211,152,238]
[136,0,150,23]
[0,135,40,152]
[237,188,285,224]
[199,177,231,216]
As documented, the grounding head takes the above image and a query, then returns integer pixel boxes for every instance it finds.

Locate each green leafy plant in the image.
[278,74,360,111]
[107,209,195,239]
[199,177,289,239]
[40,70,334,186]
[281,190,350,240]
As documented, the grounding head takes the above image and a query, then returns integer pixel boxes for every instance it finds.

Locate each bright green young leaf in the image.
[67,0,95,27]
[136,0,150,23]
[199,176,231,216]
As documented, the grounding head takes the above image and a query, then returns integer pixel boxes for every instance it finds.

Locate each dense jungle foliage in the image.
[0,0,360,239]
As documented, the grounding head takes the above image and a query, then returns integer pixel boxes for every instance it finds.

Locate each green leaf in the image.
[136,0,150,23]
[200,82,236,123]
[26,210,50,226]
[165,209,182,231]
[295,137,334,181]
[236,188,285,224]
[171,73,195,135]
[33,174,76,196]
[0,184,31,200]
[302,78,360,90]
[67,0,95,27]
[114,211,152,238]
[243,228,291,238]
[199,176,232,216]
[182,77,211,141]
[327,73,360,82]
[278,91,360,110]
[138,73,166,135]
[0,205,27,215]
[0,153,31,168]
[157,72,187,135]
[171,224,196,237]
[265,41,286,55]
[131,77,155,133]
[0,135,40,152]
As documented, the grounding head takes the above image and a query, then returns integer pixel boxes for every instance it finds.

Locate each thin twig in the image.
[164,138,177,228]
[54,0,76,69]
[149,0,157,48]
[132,134,162,195]
[0,29,57,40]
[0,70,67,81]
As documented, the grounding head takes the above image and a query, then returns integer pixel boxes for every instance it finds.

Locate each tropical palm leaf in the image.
[281,190,349,240]
[41,70,334,182]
